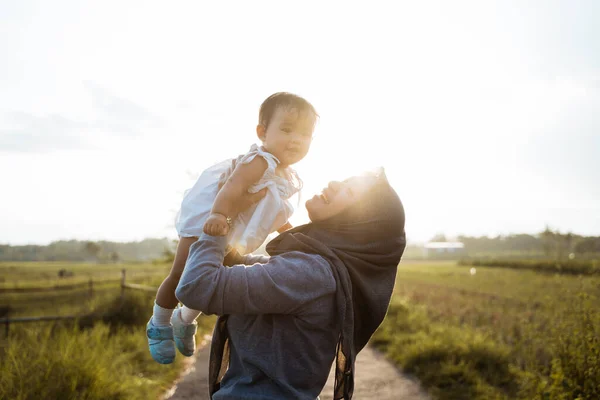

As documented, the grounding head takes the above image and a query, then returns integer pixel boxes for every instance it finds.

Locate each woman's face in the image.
[306,175,377,222]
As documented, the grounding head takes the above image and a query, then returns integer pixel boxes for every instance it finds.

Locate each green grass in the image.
[372,261,600,400]
[0,261,171,290]
[0,262,172,318]
[0,262,215,400]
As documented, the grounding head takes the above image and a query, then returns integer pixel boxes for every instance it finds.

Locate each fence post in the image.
[5,319,9,338]
[120,269,126,300]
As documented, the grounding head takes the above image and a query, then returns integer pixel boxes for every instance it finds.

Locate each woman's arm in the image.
[223,249,270,266]
[204,157,268,236]
[175,234,336,316]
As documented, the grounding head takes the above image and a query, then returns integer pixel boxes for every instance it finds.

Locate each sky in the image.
[1,0,599,245]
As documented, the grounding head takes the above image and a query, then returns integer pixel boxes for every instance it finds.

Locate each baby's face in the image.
[258,107,315,167]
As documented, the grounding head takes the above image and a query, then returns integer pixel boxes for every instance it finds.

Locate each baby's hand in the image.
[203,213,230,236]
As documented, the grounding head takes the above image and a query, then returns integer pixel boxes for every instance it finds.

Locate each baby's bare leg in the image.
[155,237,197,309]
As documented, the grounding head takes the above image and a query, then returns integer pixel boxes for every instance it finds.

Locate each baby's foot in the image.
[172,307,197,357]
[146,318,175,364]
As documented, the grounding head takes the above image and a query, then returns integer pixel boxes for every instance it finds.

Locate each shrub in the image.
[0,291,215,400]
[373,300,521,400]
[536,294,600,399]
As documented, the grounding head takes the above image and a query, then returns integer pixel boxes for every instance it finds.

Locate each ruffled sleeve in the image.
[238,144,279,175]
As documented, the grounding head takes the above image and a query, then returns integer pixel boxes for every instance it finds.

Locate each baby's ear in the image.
[256,124,266,141]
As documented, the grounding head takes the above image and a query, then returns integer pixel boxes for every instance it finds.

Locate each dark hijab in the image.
[209,171,406,399]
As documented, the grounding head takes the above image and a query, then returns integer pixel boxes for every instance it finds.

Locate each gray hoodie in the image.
[176,234,339,399]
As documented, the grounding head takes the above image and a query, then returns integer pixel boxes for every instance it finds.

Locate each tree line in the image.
[433,227,600,260]
[0,238,176,262]
[2,228,599,262]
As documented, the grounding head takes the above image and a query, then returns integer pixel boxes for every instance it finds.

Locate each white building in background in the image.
[423,242,465,258]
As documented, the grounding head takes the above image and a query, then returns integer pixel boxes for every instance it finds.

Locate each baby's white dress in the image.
[175,144,301,254]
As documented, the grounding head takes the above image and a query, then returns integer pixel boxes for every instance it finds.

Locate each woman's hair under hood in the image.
[266,169,406,399]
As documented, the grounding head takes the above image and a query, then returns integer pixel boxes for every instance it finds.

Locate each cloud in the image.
[83,81,163,135]
[0,82,164,153]
[0,112,93,152]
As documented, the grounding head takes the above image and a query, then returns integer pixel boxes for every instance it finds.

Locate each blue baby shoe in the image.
[172,308,197,357]
[146,318,175,364]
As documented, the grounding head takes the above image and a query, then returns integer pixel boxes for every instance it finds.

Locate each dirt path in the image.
[161,335,212,400]
[164,338,430,400]
[318,346,430,400]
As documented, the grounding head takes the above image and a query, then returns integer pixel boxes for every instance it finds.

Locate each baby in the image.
[147,92,318,364]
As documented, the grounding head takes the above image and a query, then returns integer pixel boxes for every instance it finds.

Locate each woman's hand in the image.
[203,188,268,236]
[228,187,268,218]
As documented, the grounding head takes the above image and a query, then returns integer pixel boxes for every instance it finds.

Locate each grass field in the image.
[0,261,171,290]
[5,260,600,399]
[0,261,216,400]
[0,261,172,318]
[372,261,600,400]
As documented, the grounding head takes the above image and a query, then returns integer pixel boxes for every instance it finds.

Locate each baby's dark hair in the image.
[259,92,318,129]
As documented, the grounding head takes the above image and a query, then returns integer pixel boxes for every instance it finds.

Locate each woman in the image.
[176,169,406,399]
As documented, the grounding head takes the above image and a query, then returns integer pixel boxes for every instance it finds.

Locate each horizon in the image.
[1,226,594,247]
[2,1,599,246]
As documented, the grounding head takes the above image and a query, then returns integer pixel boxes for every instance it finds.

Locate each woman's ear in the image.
[256,124,266,141]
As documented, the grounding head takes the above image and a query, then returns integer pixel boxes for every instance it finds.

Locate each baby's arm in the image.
[204,157,268,236]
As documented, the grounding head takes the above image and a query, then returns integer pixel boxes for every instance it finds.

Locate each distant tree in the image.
[574,236,600,255]
[162,248,175,263]
[0,238,174,262]
[161,239,179,263]
[540,226,555,258]
[559,232,575,259]
[538,227,577,260]
[83,241,101,261]
[109,251,120,263]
